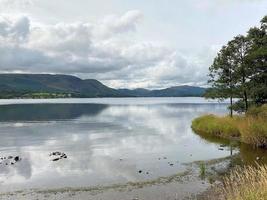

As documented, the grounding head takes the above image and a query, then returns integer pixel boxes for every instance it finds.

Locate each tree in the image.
[228,35,251,112]
[206,15,267,114]
[247,16,267,105]
[207,45,238,117]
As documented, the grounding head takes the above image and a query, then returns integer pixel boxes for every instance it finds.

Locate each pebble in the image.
[49,152,67,162]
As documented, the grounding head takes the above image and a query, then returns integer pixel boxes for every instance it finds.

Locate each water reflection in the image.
[195,131,267,166]
[0,104,108,121]
[0,100,236,191]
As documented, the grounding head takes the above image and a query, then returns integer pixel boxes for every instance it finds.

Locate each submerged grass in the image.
[191,104,267,148]
[222,164,267,200]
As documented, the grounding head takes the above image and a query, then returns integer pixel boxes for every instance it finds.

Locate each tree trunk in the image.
[230,95,233,117]
[242,75,248,112]
[244,90,248,112]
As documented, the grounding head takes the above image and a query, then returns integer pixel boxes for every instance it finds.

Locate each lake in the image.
[0,97,237,192]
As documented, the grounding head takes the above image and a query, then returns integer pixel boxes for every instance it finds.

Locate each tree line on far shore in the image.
[206,15,267,116]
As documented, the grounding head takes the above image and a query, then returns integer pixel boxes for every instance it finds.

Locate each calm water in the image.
[0,98,235,191]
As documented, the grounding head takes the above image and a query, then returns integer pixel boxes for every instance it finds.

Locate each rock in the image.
[256,157,260,160]
[170,163,174,166]
[138,170,142,173]
[14,156,20,162]
[218,148,224,151]
[49,152,67,162]
[8,156,13,159]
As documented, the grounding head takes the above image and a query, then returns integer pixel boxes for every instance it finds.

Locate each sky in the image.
[0,0,266,89]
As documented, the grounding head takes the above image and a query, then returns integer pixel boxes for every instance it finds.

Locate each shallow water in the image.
[0,97,237,192]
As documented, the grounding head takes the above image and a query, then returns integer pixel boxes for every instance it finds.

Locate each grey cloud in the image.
[0,16,30,42]
[0,12,213,89]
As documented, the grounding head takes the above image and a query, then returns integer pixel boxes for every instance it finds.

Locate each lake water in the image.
[0,97,234,192]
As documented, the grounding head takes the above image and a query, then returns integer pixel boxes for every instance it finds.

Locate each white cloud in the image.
[0,11,217,89]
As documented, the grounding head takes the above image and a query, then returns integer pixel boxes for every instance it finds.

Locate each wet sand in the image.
[0,156,232,200]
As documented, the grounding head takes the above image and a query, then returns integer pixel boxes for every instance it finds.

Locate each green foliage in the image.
[207,15,267,113]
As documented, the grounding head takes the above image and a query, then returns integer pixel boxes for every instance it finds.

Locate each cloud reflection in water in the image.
[0,101,230,191]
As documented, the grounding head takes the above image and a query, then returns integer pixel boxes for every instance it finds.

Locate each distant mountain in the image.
[0,74,207,98]
[0,74,121,98]
[118,85,206,97]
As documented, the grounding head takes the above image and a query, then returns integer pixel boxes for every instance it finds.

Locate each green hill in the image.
[0,74,207,98]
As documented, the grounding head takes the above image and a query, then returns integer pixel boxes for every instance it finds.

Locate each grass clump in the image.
[222,165,267,200]
[192,114,240,139]
[199,162,206,179]
[192,104,267,148]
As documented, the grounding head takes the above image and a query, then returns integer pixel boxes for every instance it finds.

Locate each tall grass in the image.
[222,165,267,200]
[191,104,267,148]
[192,115,240,138]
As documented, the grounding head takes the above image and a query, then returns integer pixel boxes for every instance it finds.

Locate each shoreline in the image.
[191,105,267,149]
[0,156,234,200]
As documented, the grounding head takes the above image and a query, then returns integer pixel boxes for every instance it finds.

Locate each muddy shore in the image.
[0,156,234,200]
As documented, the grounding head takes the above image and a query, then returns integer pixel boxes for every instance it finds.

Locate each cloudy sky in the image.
[0,0,266,89]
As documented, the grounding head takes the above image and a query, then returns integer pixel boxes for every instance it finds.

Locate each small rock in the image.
[256,157,260,160]
[138,170,142,173]
[14,156,20,162]
[218,148,224,151]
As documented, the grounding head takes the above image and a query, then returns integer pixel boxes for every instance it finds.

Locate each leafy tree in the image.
[246,16,267,105]
[207,45,238,117]
[228,35,251,112]
[207,15,267,115]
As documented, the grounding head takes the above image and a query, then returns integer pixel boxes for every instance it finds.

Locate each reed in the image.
[192,104,267,148]
[222,165,267,200]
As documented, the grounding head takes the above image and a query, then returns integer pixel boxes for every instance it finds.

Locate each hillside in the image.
[0,74,121,98]
[0,74,207,98]
[118,86,206,97]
